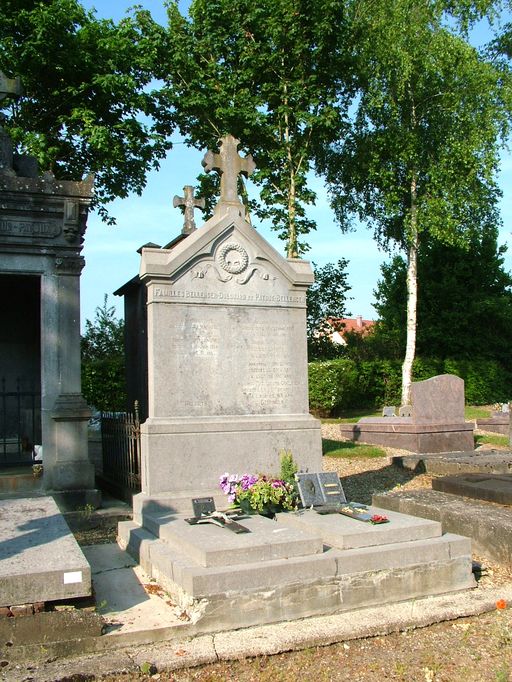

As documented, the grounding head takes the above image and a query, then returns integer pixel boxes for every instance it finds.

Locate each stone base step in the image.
[0,469,43,496]
[372,489,512,566]
[118,507,475,633]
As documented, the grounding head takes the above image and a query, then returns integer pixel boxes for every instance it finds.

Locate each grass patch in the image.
[465,405,493,419]
[322,438,387,459]
[322,410,381,424]
[475,433,509,448]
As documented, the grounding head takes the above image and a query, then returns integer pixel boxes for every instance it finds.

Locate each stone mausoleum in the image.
[0,72,98,506]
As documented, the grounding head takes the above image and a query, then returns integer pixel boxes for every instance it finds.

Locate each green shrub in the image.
[81,356,126,412]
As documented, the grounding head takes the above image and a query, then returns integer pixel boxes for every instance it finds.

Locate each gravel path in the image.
[321,422,434,505]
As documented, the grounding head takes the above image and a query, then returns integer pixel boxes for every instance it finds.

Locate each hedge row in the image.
[308,357,512,416]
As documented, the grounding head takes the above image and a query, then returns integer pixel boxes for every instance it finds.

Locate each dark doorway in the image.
[0,275,41,465]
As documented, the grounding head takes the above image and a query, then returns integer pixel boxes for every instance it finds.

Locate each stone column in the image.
[41,256,98,508]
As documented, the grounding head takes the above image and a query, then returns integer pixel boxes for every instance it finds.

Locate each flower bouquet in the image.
[220,472,298,518]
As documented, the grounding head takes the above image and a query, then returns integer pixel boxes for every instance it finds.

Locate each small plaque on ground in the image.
[186,499,250,534]
[296,472,347,510]
[192,497,216,518]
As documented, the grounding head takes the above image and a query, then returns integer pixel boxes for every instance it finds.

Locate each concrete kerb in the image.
[3,584,512,681]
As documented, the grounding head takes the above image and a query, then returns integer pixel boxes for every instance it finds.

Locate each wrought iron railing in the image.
[101,402,141,494]
[0,377,41,464]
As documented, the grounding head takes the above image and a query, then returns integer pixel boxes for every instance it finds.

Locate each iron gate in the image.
[101,402,141,496]
[0,377,41,466]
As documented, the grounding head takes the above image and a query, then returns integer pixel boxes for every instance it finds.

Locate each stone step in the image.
[0,497,91,607]
[118,512,475,633]
[372,489,512,566]
[432,473,512,506]
[0,470,43,495]
[142,511,323,567]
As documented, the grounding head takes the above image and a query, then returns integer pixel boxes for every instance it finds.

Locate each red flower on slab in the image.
[496,599,507,610]
[370,514,389,524]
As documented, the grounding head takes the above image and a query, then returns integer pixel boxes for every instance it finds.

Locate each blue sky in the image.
[79,0,512,329]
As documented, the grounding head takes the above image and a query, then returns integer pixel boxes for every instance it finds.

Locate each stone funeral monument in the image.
[0,71,98,507]
[120,138,476,633]
[340,374,474,453]
[133,135,323,512]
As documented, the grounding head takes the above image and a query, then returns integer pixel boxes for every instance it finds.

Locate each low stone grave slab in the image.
[476,414,509,435]
[276,506,441,550]
[141,511,323,567]
[432,473,512,506]
[339,420,474,453]
[372,489,512,566]
[118,505,475,632]
[0,497,91,607]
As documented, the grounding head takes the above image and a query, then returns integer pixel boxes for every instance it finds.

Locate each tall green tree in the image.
[373,227,512,365]
[307,259,352,360]
[81,295,126,411]
[152,0,351,257]
[0,0,171,222]
[317,0,510,404]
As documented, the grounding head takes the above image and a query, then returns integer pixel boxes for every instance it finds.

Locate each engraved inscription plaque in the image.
[153,306,306,417]
[0,218,61,238]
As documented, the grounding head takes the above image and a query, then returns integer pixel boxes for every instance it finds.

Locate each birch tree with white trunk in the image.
[317,0,509,404]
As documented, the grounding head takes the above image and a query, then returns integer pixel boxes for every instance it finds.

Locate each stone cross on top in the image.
[173,185,205,235]
[202,135,256,216]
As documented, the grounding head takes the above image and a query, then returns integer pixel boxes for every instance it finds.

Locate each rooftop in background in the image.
[329,316,375,346]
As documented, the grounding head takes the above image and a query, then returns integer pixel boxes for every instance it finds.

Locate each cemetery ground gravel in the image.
[71,425,512,682]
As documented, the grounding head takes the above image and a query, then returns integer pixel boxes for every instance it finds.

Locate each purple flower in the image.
[272,479,285,488]
[240,474,258,491]
[219,472,240,496]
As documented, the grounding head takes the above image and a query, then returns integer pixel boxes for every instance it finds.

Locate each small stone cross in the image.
[202,135,256,214]
[173,185,206,234]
